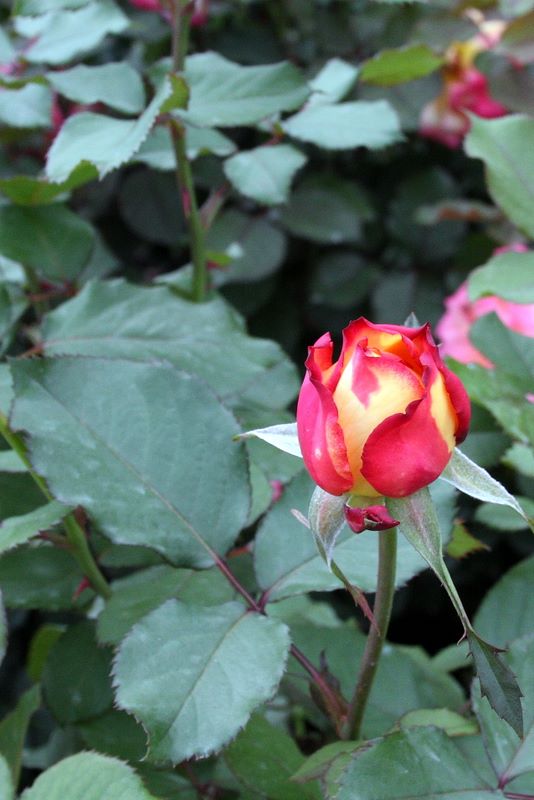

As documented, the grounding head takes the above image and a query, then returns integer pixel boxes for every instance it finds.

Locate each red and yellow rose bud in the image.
[296,318,470,500]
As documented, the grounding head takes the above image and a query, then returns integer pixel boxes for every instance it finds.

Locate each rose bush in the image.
[297,318,470,500]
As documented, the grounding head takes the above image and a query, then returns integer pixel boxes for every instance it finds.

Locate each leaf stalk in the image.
[169,0,207,302]
[0,412,111,600]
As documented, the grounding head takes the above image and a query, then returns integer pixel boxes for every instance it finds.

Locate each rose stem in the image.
[0,413,111,600]
[343,527,398,740]
[168,0,207,302]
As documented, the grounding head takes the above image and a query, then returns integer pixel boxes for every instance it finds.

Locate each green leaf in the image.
[431,641,470,674]
[0,84,52,128]
[0,685,40,786]
[0,365,13,417]
[307,485,346,568]
[20,752,159,800]
[0,472,44,521]
[475,497,534,531]
[469,251,534,303]
[224,144,306,206]
[450,360,534,443]
[0,27,15,63]
[206,208,287,285]
[77,709,147,762]
[398,708,478,737]
[0,284,27,355]
[42,621,113,723]
[247,460,273,525]
[177,52,309,127]
[291,741,360,788]
[46,78,179,182]
[224,714,319,800]
[0,258,25,286]
[308,58,359,106]
[19,0,129,65]
[97,565,235,645]
[327,727,504,799]
[445,522,489,559]
[14,0,89,12]
[471,314,534,389]
[113,599,291,762]
[0,204,95,281]
[237,422,301,457]
[0,499,72,554]
[118,170,185,246]
[475,554,534,647]
[310,250,381,309]
[40,280,299,409]
[0,167,95,206]
[0,544,87,609]
[0,755,14,800]
[135,767,197,799]
[388,168,465,263]
[465,115,534,238]
[473,634,534,785]
[387,487,523,736]
[26,624,64,682]
[503,442,534,478]
[460,430,509,469]
[283,100,402,150]
[238,409,303,487]
[467,631,524,739]
[11,358,250,568]
[442,447,532,527]
[287,615,463,739]
[281,176,373,243]
[360,45,443,86]
[0,591,5,668]
[499,0,534,17]
[134,125,235,170]
[47,63,145,114]
[255,472,427,602]
[387,488,460,614]
[498,11,534,63]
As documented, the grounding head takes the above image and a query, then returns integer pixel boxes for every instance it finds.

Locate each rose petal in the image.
[361,366,453,498]
[297,336,353,496]
[333,343,424,496]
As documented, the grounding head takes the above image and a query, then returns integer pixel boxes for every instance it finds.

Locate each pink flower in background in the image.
[420,27,508,148]
[437,245,534,367]
[130,0,162,9]
[128,0,208,24]
[448,68,506,118]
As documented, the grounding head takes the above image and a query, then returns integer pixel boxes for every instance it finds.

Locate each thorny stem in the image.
[0,413,111,600]
[168,0,207,302]
[211,550,347,733]
[343,527,398,740]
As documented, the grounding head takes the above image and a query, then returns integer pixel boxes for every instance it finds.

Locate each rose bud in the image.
[296,318,470,499]
[344,504,399,534]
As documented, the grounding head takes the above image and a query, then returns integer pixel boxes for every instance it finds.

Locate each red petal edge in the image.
[297,336,353,496]
[441,365,471,443]
[360,384,452,498]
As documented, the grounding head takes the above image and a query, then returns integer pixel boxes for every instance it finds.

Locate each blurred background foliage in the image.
[0,0,534,795]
